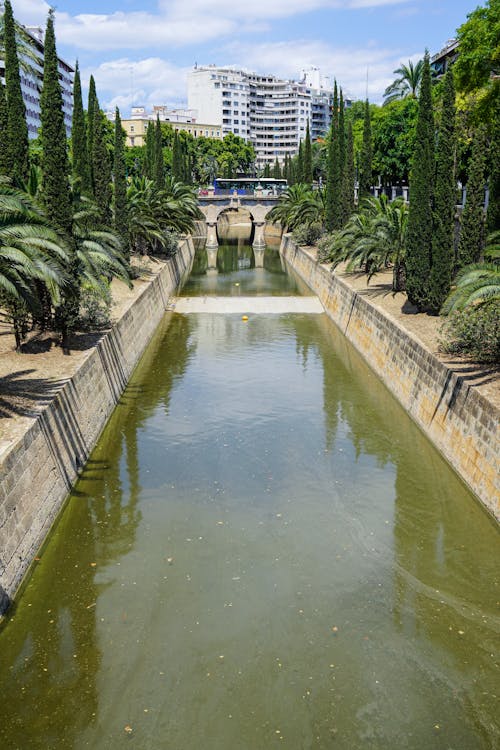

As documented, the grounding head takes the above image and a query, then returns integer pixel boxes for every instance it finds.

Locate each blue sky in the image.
[12,0,477,113]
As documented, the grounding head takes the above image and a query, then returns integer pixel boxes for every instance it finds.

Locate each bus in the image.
[212,178,287,196]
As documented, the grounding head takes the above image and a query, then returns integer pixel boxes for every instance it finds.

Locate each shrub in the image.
[77,287,112,331]
[439,301,500,363]
[316,232,338,262]
[291,222,324,247]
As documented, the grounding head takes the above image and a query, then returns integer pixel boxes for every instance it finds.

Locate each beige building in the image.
[122,118,223,147]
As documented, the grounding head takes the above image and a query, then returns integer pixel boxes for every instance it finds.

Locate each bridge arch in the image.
[198,196,277,250]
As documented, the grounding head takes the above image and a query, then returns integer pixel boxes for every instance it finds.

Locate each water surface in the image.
[0,242,498,750]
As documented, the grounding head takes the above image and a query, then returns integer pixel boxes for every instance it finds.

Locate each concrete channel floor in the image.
[171,296,324,314]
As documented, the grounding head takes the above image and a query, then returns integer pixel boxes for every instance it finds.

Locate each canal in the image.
[0,239,498,749]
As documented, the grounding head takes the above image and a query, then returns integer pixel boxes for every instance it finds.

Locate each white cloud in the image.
[81,57,190,111]
[8,0,50,25]
[10,0,410,52]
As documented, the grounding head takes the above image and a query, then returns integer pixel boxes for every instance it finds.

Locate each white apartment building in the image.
[0,22,73,139]
[187,65,345,169]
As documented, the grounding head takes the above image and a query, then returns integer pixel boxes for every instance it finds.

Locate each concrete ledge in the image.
[281,235,499,520]
[0,238,195,613]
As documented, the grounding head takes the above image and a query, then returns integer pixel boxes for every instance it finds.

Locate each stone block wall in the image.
[0,239,195,614]
[281,236,499,521]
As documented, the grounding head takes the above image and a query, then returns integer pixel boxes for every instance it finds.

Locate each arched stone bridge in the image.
[198,195,279,249]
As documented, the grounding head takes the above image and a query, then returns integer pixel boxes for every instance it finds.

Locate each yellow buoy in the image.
[242,315,248,321]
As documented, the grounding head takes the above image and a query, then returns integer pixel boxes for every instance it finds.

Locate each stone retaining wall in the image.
[0,238,195,614]
[281,235,499,520]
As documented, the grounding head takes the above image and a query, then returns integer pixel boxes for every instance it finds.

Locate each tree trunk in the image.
[393,260,407,291]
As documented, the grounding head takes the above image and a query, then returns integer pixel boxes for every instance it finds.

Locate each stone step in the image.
[171,296,324,314]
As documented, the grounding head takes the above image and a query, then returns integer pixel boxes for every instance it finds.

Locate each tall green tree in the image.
[171,128,182,182]
[454,0,499,121]
[40,9,75,349]
[144,121,155,180]
[3,0,29,181]
[40,10,71,235]
[487,97,500,234]
[341,120,355,224]
[0,79,8,175]
[154,115,164,189]
[405,52,434,309]
[92,100,112,225]
[428,69,457,313]
[325,81,340,230]
[297,140,304,184]
[359,98,373,199]
[113,107,128,254]
[273,157,282,180]
[304,120,313,184]
[338,90,346,185]
[87,75,97,194]
[458,125,488,268]
[71,61,91,194]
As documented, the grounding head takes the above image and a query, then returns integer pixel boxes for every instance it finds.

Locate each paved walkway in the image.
[171,296,324,314]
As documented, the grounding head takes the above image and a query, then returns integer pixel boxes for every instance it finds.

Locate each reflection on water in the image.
[0,245,498,750]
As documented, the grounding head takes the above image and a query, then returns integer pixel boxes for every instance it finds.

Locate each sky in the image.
[10,0,478,114]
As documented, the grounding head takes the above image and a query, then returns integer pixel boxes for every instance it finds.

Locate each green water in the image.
[0,242,498,750]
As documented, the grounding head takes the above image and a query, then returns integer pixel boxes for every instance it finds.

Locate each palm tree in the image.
[0,177,69,348]
[72,194,131,293]
[268,184,323,232]
[441,263,500,313]
[127,176,201,255]
[383,59,424,105]
[320,195,409,290]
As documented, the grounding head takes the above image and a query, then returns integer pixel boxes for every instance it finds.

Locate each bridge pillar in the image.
[252,221,266,249]
[206,221,218,249]
[253,246,265,268]
[206,246,218,270]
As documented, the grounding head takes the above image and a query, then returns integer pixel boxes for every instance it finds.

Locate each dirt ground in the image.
[0,251,498,454]
[0,256,167,450]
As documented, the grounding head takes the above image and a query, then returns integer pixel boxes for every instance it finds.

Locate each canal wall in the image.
[281,235,499,521]
[0,238,195,615]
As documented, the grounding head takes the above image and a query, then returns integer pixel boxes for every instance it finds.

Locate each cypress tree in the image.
[263,162,271,178]
[144,120,155,179]
[40,10,72,234]
[171,129,181,181]
[486,97,499,235]
[341,120,355,223]
[326,81,342,230]
[92,101,112,224]
[40,10,75,350]
[428,69,457,314]
[358,99,372,199]
[154,115,164,188]
[457,125,487,268]
[304,120,313,184]
[284,153,290,184]
[4,0,29,181]
[273,157,281,180]
[87,75,97,193]
[0,79,8,175]
[405,52,434,309]
[338,89,346,185]
[71,61,91,194]
[113,107,128,255]
[297,140,304,184]
[325,122,335,232]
